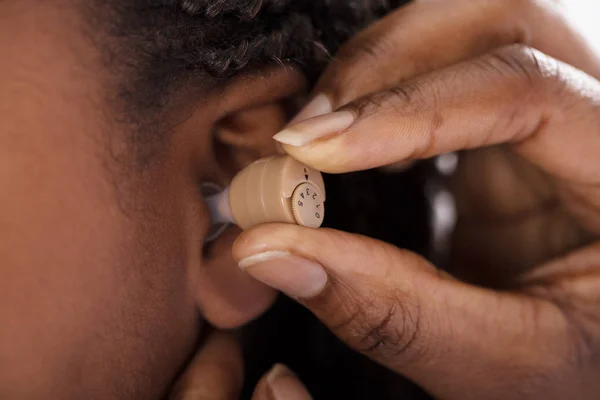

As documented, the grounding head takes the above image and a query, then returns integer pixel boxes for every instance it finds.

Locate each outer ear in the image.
[214,102,288,178]
[191,67,308,328]
[211,68,309,180]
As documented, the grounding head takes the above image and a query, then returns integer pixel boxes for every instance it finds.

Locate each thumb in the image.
[233,224,575,400]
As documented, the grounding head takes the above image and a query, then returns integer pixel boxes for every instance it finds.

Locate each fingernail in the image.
[288,94,332,125]
[266,364,311,400]
[238,251,327,299]
[273,111,355,147]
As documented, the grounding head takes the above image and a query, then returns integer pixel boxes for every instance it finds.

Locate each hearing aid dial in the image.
[292,183,324,228]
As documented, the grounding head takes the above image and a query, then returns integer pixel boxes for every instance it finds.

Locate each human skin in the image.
[234,1,600,399]
[168,331,312,400]
[0,1,311,398]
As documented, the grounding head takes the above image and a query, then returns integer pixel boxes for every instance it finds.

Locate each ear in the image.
[191,67,308,328]
[214,102,287,177]
[213,68,309,179]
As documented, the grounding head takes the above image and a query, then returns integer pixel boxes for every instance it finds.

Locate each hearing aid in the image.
[202,155,326,241]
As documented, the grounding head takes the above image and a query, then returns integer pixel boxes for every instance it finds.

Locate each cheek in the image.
[0,140,200,398]
[108,160,211,395]
[0,7,203,395]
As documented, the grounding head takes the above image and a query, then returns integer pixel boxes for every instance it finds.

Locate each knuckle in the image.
[356,293,422,362]
[531,284,600,370]
[468,45,572,142]
[344,77,442,160]
[483,45,542,85]
[322,283,424,363]
[346,81,424,119]
[345,92,385,119]
[485,45,565,96]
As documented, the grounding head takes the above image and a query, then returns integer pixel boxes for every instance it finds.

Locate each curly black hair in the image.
[87,0,406,123]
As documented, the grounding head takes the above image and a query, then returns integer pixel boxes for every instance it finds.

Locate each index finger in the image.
[274,46,600,194]
[291,0,600,123]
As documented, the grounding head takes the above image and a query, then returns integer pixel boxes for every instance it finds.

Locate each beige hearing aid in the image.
[203,155,326,240]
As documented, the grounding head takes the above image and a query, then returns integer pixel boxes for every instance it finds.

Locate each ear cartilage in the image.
[204,155,326,236]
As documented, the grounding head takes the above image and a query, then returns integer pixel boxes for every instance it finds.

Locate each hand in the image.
[168,331,311,400]
[232,1,600,399]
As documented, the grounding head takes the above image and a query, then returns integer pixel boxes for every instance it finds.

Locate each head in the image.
[0,0,402,398]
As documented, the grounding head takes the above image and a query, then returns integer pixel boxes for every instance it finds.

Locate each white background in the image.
[563,1,600,55]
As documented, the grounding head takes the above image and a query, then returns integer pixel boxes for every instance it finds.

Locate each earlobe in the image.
[194,227,279,329]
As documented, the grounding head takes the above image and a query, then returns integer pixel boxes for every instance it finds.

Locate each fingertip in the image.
[253,364,312,400]
[266,364,312,400]
[195,332,244,380]
[169,332,244,400]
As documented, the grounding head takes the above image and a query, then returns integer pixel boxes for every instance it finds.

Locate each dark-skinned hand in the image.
[234,1,600,399]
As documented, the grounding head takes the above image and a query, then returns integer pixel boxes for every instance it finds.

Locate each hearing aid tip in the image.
[201,183,234,243]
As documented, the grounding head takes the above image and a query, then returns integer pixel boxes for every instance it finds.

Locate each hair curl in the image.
[89,0,406,117]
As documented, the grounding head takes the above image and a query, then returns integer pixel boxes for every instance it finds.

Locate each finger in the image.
[169,331,244,400]
[290,0,600,123]
[251,364,312,400]
[233,224,581,399]
[274,46,600,228]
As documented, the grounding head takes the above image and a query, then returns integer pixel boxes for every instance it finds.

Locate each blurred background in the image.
[564,2,600,55]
